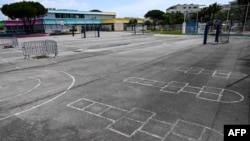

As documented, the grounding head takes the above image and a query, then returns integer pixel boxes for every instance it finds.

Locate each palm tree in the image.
[207,3,222,31]
[208,3,222,22]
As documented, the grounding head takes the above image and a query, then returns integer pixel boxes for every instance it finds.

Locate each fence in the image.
[22,40,58,59]
[0,37,18,48]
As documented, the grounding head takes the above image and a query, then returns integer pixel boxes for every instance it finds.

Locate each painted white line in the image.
[0,77,41,102]
[98,106,112,115]
[201,86,223,95]
[174,67,246,79]
[15,66,21,69]
[83,108,115,122]
[0,70,76,120]
[162,119,179,141]
[81,98,129,112]
[198,128,207,141]
[0,57,21,69]
[108,126,131,138]
[133,113,156,137]
[139,130,163,139]
[14,71,75,116]
[67,97,224,140]
[220,89,244,104]
[124,77,244,103]
[1,58,8,63]
[67,98,86,107]
[185,67,192,73]
[82,103,97,110]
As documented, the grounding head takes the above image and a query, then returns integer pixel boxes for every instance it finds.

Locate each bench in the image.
[0,37,19,48]
[22,40,58,59]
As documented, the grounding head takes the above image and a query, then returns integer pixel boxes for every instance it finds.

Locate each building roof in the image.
[48,9,116,16]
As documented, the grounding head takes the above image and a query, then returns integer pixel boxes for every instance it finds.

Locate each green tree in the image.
[171,12,184,24]
[144,10,165,30]
[144,20,153,30]
[129,18,138,34]
[160,13,172,30]
[129,18,138,25]
[198,7,210,22]
[0,21,4,30]
[1,1,47,33]
[208,3,222,22]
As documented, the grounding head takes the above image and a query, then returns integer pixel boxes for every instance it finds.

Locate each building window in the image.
[55,13,61,18]
[55,13,85,19]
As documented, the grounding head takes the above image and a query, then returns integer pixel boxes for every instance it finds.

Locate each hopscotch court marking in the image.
[67,98,223,140]
[174,67,246,79]
[124,77,244,103]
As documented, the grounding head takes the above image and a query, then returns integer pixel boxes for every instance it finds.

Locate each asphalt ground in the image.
[0,32,249,141]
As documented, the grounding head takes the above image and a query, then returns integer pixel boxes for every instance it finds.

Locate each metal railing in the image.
[22,40,58,59]
[0,37,18,48]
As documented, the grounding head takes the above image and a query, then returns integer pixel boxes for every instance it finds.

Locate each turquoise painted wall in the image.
[44,18,102,25]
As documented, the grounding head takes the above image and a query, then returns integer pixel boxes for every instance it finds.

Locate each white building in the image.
[166,4,200,14]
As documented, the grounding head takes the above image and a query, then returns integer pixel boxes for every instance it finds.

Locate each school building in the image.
[1,8,145,34]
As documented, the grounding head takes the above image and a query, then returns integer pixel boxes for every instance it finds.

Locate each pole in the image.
[182,12,187,34]
[97,26,100,37]
[215,23,220,43]
[196,11,198,34]
[203,23,209,45]
[84,25,86,38]
[226,4,230,23]
[243,2,249,33]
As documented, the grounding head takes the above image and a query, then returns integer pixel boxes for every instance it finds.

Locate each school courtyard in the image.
[0,32,249,141]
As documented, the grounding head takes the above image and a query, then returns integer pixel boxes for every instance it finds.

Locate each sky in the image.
[0,0,233,20]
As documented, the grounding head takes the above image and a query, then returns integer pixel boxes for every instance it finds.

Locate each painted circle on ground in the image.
[0,69,75,121]
[0,77,40,101]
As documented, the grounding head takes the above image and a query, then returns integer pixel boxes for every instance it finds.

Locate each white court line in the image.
[67,97,224,140]
[1,58,8,63]
[124,77,164,88]
[68,98,129,123]
[133,112,156,137]
[174,67,247,79]
[124,77,244,103]
[0,70,75,121]
[201,86,223,95]
[162,119,179,141]
[139,130,163,139]
[80,98,128,112]
[14,71,75,116]
[0,77,41,102]
[0,57,21,69]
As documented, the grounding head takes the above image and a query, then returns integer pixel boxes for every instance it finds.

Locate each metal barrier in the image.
[22,40,58,59]
[0,37,19,48]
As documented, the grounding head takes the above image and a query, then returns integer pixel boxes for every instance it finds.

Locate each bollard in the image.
[97,26,100,38]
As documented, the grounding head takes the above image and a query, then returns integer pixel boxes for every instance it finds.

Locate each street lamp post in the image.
[182,11,188,34]
[243,2,249,33]
[195,5,206,34]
